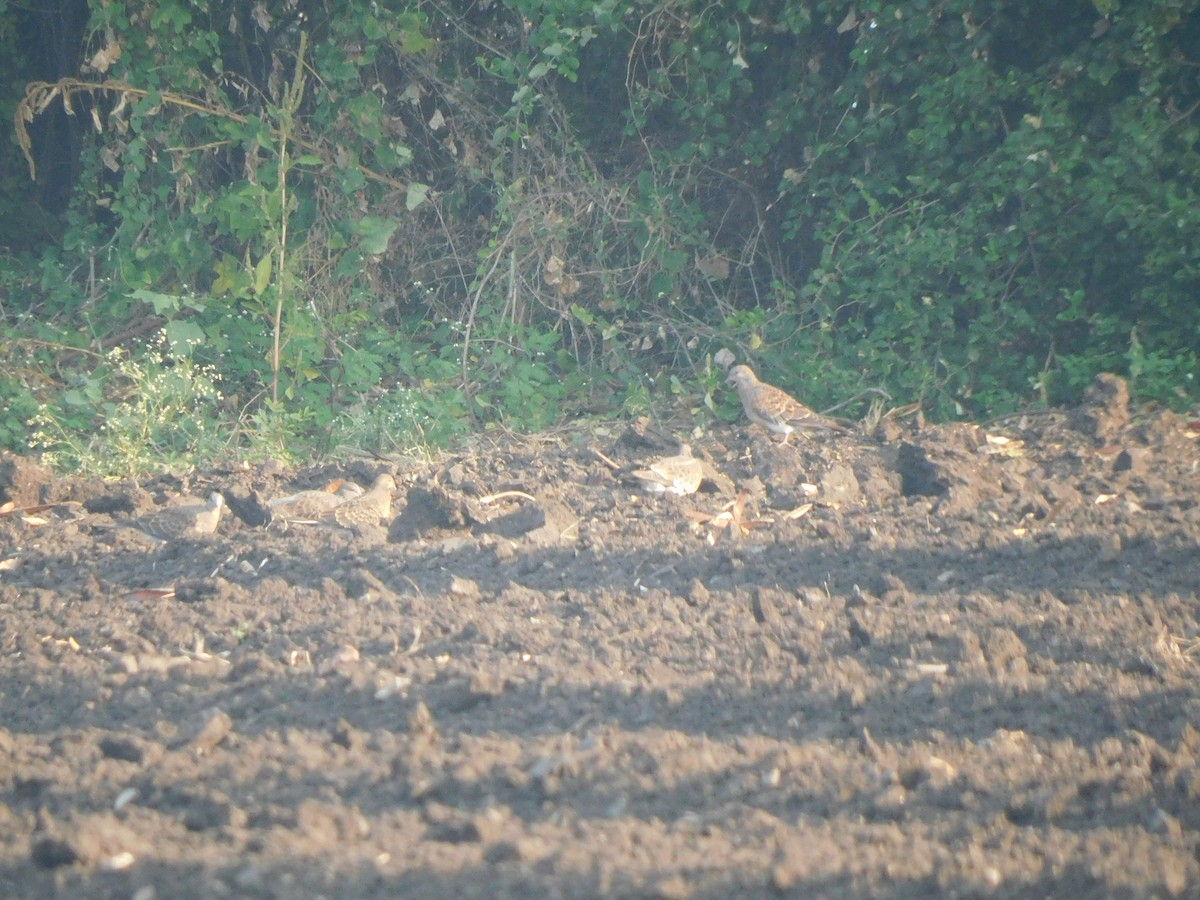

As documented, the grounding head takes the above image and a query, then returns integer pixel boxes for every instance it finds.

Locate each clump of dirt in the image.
[1,378,1199,898]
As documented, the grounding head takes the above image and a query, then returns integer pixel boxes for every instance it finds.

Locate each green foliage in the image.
[555,0,1200,416]
[4,0,1200,474]
[469,319,566,429]
[242,399,318,467]
[753,0,1200,413]
[27,335,230,475]
[329,386,469,457]
[0,375,39,451]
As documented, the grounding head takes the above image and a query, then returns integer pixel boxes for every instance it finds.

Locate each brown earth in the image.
[2,378,1200,899]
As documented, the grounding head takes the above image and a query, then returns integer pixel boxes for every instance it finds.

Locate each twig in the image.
[17,77,407,190]
[478,490,537,504]
[592,449,623,471]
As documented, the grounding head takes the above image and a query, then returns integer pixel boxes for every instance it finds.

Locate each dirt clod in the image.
[2,402,1200,896]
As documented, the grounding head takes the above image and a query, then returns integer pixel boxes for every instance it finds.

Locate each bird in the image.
[630,444,704,495]
[119,492,225,541]
[319,473,397,529]
[726,365,850,444]
[268,480,364,525]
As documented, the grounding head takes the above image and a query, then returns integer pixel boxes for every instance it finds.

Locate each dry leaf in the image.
[981,433,1026,457]
[688,492,769,542]
[780,503,814,521]
[88,39,123,73]
[695,255,730,279]
[251,2,273,31]
[124,588,177,601]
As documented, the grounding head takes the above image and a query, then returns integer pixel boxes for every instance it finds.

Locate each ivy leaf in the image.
[212,253,248,297]
[357,216,400,255]
[397,13,435,54]
[661,248,688,274]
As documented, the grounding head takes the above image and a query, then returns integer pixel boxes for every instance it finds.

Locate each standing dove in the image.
[269,481,364,525]
[320,473,397,529]
[120,492,225,542]
[726,365,849,444]
[631,443,704,496]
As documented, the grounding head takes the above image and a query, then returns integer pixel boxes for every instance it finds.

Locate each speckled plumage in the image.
[319,473,397,529]
[727,365,849,444]
[123,492,225,541]
[631,444,703,496]
[269,481,365,524]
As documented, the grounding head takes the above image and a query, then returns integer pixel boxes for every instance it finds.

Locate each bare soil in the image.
[3,379,1200,898]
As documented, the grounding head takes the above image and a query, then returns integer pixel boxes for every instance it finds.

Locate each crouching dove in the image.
[726,365,850,444]
[631,443,704,496]
[319,473,397,529]
[121,492,226,542]
[269,481,364,525]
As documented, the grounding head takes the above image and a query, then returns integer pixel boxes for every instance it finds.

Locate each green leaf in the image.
[363,16,385,41]
[660,248,688,274]
[397,13,435,54]
[212,254,250,297]
[128,289,182,316]
[406,182,430,211]
[253,254,273,297]
[357,216,400,255]
[164,320,206,355]
[649,272,674,298]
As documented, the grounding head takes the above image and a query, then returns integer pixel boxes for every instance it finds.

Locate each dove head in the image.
[726,365,759,391]
[372,473,398,494]
[209,492,226,508]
